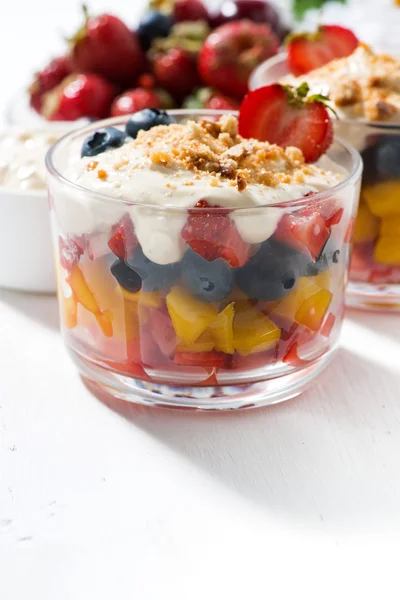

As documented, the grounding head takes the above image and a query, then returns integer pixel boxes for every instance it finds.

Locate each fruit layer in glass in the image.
[46,111,361,409]
[337,121,400,310]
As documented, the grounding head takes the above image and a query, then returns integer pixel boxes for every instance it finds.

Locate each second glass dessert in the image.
[251,46,400,310]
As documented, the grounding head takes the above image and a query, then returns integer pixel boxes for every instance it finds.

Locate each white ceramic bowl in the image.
[0,124,77,293]
[0,185,55,292]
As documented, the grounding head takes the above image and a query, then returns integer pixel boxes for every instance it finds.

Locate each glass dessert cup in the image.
[250,53,400,311]
[46,111,361,410]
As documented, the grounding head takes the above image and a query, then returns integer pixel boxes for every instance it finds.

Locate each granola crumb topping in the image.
[128,114,309,190]
[296,45,400,122]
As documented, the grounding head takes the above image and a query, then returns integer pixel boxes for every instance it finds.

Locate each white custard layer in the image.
[59,138,345,265]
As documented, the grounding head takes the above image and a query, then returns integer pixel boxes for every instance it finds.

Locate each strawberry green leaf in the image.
[292,0,347,20]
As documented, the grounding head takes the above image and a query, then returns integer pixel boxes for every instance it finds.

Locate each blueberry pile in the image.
[81,109,176,157]
[110,234,340,303]
[361,135,400,185]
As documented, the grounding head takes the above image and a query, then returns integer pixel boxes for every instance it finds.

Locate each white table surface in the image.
[1,1,400,598]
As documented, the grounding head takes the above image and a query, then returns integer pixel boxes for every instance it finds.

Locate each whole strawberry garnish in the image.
[41,73,115,121]
[238,82,334,162]
[286,25,359,76]
[108,215,138,260]
[70,6,145,85]
[198,20,279,100]
[29,56,72,114]
[181,201,250,267]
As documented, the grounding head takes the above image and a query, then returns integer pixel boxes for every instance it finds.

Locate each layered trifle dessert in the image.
[46,102,361,408]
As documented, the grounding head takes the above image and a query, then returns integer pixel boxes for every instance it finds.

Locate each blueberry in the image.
[361,135,400,184]
[376,136,400,180]
[125,108,176,139]
[81,127,126,158]
[137,11,173,51]
[126,247,180,291]
[236,240,299,301]
[110,260,142,293]
[181,249,234,303]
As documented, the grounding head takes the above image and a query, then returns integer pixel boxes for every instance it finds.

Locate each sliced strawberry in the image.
[59,236,84,270]
[325,207,344,227]
[282,341,308,366]
[344,216,355,243]
[286,25,359,76]
[320,312,336,338]
[239,83,333,162]
[274,211,330,259]
[108,214,138,260]
[173,350,227,368]
[181,201,251,267]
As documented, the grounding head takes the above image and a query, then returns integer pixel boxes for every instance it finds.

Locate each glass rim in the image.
[45,109,362,212]
[250,51,400,131]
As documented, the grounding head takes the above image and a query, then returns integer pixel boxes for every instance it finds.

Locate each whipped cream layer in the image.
[60,116,346,264]
[0,128,68,192]
[285,46,400,123]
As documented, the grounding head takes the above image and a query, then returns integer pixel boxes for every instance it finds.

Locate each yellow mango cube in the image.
[233,307,281,355]
[176,330,215,353]
[68,264,101,315]
[363,181,400,217]
[62,293,77,329]
[209,302,235,354]
[120,288,162,308]
[374,236,400,265]
[273,277,321,322]
[295,289,333,332]
[353,203,379,243]
[380,216,400,238]
[166,287,218,345]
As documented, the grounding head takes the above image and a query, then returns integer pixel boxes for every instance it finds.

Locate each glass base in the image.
[70,348,336,411]
[346,281,400,312]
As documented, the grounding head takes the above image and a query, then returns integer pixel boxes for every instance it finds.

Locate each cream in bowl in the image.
[0,126,69,292]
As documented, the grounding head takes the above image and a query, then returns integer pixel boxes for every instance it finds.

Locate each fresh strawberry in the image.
[274,211,330,260]
[108,215,138,260]
[173,350,226,367]
[238,83,333,162]
[286,25,359,76]
[59,236,84,270]
[70,7,145,85]
[111,87,162,117]
[152,47,200,98]
[173,0,209,22]
[205,93,240,111]
[41,73,115,121]
[198,20,279,100]
[29,56,72,113]
[181,201,250,267]
[320,312,336,338]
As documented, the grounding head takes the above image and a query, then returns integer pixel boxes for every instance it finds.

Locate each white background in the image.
[1,1,400,599]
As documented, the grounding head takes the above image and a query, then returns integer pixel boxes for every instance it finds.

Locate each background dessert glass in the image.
[46,111,361,410]
[250,53,400,311]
